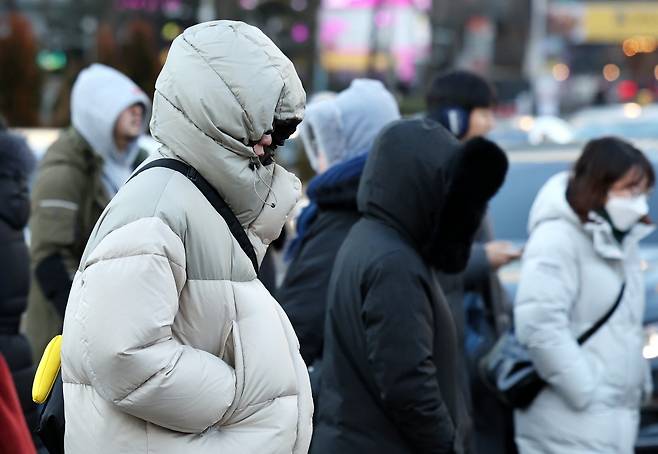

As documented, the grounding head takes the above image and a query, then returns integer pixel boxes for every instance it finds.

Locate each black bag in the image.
[478,283,626,409]
[36,371,65,454]
[36,158,259,452]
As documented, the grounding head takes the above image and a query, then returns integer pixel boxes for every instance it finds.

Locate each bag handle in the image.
[577,283,625,345]
[129,158,260,276]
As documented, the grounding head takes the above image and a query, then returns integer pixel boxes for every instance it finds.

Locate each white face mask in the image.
[605,193,649,232]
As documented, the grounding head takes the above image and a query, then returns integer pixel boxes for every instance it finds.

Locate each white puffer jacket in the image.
[514,172,654,454]
[61,21,312,454]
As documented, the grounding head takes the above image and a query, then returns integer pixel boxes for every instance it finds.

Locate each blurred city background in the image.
[4,0,658,177]
[6,2,658,450]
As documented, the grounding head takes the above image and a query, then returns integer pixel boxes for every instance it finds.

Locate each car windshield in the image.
[489,154,658,244]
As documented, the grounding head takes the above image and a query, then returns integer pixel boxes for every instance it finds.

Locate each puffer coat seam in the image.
[237,32,288,116]
[112,348,183,404]
[186,278,257,283]
[236,394,297,413]
[84,252,185,272]
[79,221,186,399]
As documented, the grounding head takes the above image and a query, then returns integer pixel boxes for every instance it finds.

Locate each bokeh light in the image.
[602,64,620,82]
[291,23,310,43]
[239,0,258,10]
[518,115,535,132]
[623,102,642,119]
[552,63,570,82]
[623,39,639,57]
[291,0,307,12]
[161,22,181,41]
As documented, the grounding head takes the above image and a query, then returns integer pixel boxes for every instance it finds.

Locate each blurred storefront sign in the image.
[457,16,495,74]
[318,0,430,84]
[550,2,658,44]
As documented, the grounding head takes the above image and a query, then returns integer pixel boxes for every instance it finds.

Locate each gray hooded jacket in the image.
[71,63,151,196]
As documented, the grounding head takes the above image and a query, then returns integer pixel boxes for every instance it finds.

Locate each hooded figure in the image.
[60,21,312,454]
[426,70,516,454]
[24,64,150,360]
[514,171,653,453]
[0,128,40,445]
[298,79,397,174]
[311,118,508,454]
[278,79,399,402]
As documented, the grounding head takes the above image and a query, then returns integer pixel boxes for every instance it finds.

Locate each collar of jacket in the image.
[584,211,655,260]
[308,151,367,210]
[284,152,367,262]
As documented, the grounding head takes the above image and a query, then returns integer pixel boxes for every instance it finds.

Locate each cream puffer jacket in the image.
[60,21,312,454]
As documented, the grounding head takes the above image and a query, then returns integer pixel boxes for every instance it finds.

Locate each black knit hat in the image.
[425,70,496,112]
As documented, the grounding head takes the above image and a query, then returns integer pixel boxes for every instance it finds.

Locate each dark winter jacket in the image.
[312,118,508,454]
[24,129,149,361]
[279,152,366,367]
[0,130,38,439]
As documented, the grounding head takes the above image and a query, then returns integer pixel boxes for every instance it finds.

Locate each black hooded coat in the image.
[311,118,508,454]
[0,130,38,436]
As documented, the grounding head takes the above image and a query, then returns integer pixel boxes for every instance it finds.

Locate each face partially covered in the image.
[253,134,273,160]
[252,118,301,166]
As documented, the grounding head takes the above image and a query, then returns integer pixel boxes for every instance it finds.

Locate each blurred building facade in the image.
[3,0,658,126]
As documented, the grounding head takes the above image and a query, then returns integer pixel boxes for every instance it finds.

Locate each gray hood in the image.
[71,64,151,195]
[300,79,399,172]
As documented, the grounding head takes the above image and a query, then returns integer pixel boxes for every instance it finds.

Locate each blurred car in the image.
[488,142,658,452]
[571,103,658,142]
[488,115,574,149]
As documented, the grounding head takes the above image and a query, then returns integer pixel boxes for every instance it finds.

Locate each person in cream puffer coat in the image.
[515,165,654,454]
[60,20,312,454]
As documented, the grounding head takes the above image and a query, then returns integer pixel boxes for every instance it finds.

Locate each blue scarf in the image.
[286,152,368,261]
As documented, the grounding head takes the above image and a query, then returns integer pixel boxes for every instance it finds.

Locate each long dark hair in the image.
[567,137,655,221]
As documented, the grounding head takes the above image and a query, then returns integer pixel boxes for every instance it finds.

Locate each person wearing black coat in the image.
[426,70,519,454]
[312,118,508,454]
[279,152,367,367]
[277,79,399,395]
[0,127,39,445]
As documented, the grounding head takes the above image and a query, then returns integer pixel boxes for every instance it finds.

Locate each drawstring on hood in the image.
[71,64,151,197]
[252,159,279,209]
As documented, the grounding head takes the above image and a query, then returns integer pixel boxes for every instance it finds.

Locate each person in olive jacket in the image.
[23,64,150,360]
[312,118,508,454]
[0,123,39,446]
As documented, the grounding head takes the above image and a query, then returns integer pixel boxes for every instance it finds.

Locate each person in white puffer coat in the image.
[60,21,312,454]
[514,137,655,454]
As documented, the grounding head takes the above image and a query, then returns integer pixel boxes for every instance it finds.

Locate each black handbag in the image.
[478,283,626,409]
[36,372,65,454]
[35,158,260,452]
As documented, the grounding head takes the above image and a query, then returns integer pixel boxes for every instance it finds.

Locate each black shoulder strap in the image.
[577,283,625,345]
[130,158,259,276]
